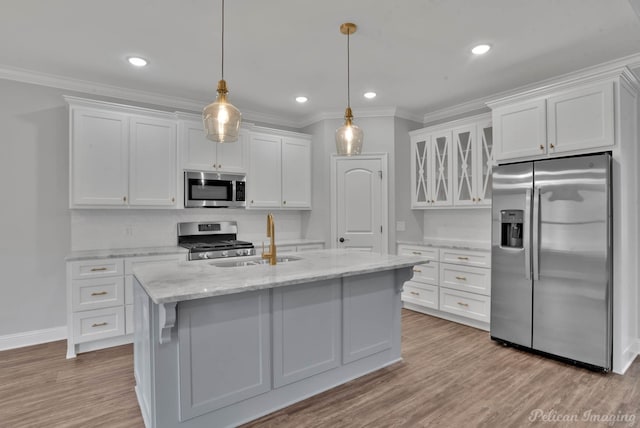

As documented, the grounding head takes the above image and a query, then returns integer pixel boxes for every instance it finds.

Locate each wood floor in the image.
[1,310,638,428]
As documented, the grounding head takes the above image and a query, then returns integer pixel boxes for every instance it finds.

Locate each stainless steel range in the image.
[178,221,255,261]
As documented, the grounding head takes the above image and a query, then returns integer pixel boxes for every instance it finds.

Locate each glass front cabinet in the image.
[410,114,493,209]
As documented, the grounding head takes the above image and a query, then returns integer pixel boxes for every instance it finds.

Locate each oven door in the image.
[184,171,245,208]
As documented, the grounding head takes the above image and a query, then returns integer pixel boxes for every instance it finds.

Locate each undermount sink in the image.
[210,255,302,268]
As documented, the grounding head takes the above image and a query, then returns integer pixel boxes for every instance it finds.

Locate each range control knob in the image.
[199,253,208,260]
[235,249,245,256]
[220,251,229,257]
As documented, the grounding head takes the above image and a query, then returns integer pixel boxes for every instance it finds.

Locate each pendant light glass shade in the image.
[335,107,363,155]
[203,0,241,143]
[335,22,363,156]
[203,79,241,142]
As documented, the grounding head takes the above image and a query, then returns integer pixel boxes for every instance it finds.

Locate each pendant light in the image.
[335,22,363,156]
[203,0,241,142]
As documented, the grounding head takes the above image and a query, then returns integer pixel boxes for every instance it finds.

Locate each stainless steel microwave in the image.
[184,171,246,208]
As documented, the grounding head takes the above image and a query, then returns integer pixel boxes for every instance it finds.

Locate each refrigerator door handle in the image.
[524,189,531,280]
[532,187,540,281]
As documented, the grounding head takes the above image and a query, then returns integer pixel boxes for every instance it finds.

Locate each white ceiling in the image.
[2,0,640,126]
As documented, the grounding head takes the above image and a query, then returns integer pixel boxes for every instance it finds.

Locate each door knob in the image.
[339,237,345,243]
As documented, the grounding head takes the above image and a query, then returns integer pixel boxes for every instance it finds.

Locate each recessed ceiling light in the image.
[471,44,491,55]
[364,92,377,99]
[127,56,148,67]
[295,96,308,103]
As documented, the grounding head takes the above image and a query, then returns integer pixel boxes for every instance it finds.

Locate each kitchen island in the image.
[132,249,427,428]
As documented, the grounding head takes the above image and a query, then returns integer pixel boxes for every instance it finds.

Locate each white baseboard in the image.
[0,326,67,351]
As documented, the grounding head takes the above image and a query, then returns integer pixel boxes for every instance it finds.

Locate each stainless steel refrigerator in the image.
[490,153,612,371]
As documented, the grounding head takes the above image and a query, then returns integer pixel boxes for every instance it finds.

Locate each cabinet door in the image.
[247,133,282,208]
[452,125,476,206]
[70,108,129,206]
[181,119,217,172]
[547,81,614,154]
[216,128,246,173]
[281,137,311,208]
[475,121,493,205]
[410,134,431,208]
[129,117,177,206]
[493,99,546,161]
[431,131,453,206]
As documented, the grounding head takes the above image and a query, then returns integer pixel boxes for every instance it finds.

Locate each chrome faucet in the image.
[262,213,277,265]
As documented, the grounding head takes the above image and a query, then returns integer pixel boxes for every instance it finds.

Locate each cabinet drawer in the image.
[439,288,490,323]
[440,249,489,268]
[125,304,134,335]
[440,264,490,296]
[72,307,125,343]
[410,261,439,285]
[398,245,438,261]
[70,258,124,279]
[402,281,438,310]
[72,277,124,311]
[124,254,184,274]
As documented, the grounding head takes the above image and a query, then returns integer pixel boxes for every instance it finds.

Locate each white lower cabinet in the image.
[67,252,185,358]
[399,243,491,330]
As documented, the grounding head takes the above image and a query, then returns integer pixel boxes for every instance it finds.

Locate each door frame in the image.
[330,153,389,254]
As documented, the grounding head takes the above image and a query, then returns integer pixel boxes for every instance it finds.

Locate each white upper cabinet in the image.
[490,78,615,163]
[179,117,246,173]
[281,137,311,208]
[247,132,282,208]
[128,116,177,206]
[70,107,129,206]
[410,131,452,208]
[492,99,547,160]
[453,120,494,206]
[547,81,614,154]
[411,114,492,209]
[247,129,311,210]
[67,97,178,209]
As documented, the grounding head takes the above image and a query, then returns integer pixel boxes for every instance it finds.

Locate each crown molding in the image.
[299,106,422,128]
[423,51,640,123]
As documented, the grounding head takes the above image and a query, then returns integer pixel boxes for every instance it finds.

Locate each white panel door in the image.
[335,157,383,252]
[247,133,282,208]
[129,116,177,206]
[281,137,311,208]
[71,108,128,206]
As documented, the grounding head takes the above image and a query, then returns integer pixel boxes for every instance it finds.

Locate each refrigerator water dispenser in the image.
[500,210,523,248]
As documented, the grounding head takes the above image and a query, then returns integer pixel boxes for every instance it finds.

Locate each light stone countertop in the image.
[66,246,188,262]
[397,238,490,251]
[133,249,429,304]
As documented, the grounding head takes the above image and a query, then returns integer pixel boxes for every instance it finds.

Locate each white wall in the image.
[71,209,303,251]
[303,116,398,253]
[423,209,491,244]
[394,117,424,245]
[0,80,71,336]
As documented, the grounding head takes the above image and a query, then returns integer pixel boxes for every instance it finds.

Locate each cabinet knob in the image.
[250,200,254,204]
[549,143,555,149]
[539,144,544,150]
[171,197,175,203]
[218,164,222,169]
[123,196,127,202]
[283,200,286,205]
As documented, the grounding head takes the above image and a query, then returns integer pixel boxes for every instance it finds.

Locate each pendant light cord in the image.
[221,0,225,80]
[346,28,350,109]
